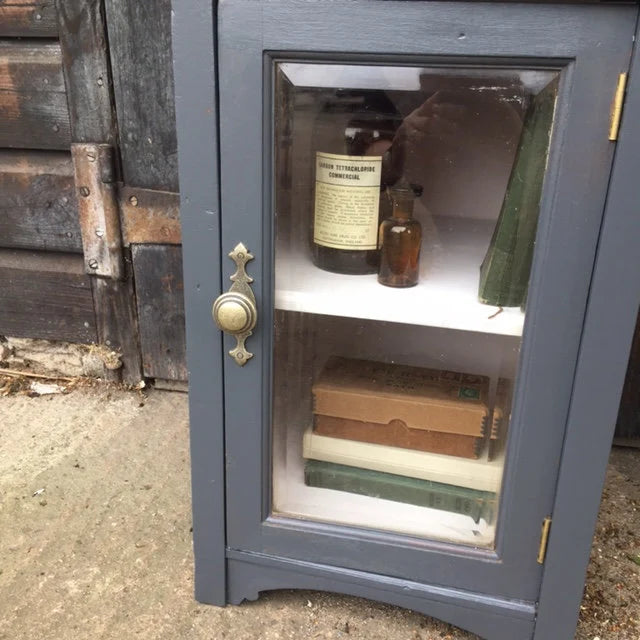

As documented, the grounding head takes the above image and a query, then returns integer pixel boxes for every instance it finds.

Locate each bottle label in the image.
[313,151,382,250]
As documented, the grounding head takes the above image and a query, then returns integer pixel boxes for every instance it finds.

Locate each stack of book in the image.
[303,357,510,524]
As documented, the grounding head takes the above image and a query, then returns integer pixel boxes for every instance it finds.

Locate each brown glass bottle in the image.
[311,93,401,275]
[378,183,422,288]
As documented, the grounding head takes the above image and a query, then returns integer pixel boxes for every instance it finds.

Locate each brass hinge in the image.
[609,73,628,142]
[537,516,552,564]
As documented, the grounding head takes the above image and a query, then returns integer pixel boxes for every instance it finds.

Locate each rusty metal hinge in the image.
[609,73,628,142]
[71,143,124,279]
[119,186,181,245]
[537,516,552,564]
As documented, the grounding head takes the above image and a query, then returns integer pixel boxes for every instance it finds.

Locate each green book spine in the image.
[478,78,559,308]
[304,459,496,524]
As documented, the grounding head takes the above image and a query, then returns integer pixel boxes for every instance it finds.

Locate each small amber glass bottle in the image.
[378,182,422,288]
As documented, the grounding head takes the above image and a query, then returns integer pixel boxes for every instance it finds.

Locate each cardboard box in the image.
[314,415,483,459]
[489,378,512,460]
[312,357,490,438]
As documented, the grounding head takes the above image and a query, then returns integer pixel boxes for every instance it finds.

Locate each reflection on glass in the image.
[271,62,559,547]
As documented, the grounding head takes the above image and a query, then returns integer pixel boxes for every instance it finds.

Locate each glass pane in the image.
[271,62,559,547]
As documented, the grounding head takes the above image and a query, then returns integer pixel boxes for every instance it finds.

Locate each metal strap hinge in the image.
[537,516,552,564]
[119,186,181,246]
[609,73,628,142]
[71,143,124,279]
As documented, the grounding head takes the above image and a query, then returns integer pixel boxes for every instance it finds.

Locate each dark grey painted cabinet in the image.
[173,2,640,638]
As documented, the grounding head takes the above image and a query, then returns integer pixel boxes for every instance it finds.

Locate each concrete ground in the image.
[1,384,639,640]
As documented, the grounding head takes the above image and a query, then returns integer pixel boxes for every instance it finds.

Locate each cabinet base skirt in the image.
[222,549,536,640]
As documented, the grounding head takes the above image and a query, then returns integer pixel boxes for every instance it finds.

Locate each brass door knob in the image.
[212,243,257,366]
[213,292,257,335]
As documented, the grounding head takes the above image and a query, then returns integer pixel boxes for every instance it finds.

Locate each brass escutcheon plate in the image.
[212,243,257,366]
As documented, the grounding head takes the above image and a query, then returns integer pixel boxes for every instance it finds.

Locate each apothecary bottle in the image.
[311,92,401,275]
[378,182,423,287]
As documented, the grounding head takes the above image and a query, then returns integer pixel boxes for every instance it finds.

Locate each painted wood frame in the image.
[536,20,640,638]
[220,0,635,599]
[173,0,227,606]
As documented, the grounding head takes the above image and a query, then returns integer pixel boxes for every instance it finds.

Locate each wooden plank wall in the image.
[105,0,186,382]
[104,0,178,191]
[0,0,174,384]
[0,150,81,252]
[57,0,115,144]
[0,1,59,38]
[56,0,141,382]
[0,0,100,347]
[0,41,70,149]
[0,249,96,343]
[131,245,187,381]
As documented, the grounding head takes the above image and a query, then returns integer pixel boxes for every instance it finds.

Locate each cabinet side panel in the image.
[535,12,640,639]
[172,0,226,605]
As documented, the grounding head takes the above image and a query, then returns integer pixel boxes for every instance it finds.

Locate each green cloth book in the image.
[478,78,558,307]
[304,459,497,524]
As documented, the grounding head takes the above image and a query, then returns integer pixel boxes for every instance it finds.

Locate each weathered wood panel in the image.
[0,41,70,149]
[0,249,96,343]
[0,41,66,93]
[91,269,143,384]
[0,90,70,149]
[615,311,640,441]
[57,0,116,144]
[0,151,81,252]
[0,1,58,38]
[131,244,187,381]
[104,0,178,191]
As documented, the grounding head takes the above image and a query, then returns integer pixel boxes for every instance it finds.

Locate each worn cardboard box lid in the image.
[313,356,489,437]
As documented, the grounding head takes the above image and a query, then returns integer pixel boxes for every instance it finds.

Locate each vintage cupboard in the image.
[172,2,640,638]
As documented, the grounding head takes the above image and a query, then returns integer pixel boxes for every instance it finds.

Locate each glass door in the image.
[272,62,557,548]
[218,0,636,602]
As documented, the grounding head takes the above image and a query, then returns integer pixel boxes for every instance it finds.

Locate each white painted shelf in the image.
[275,216,525,336]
